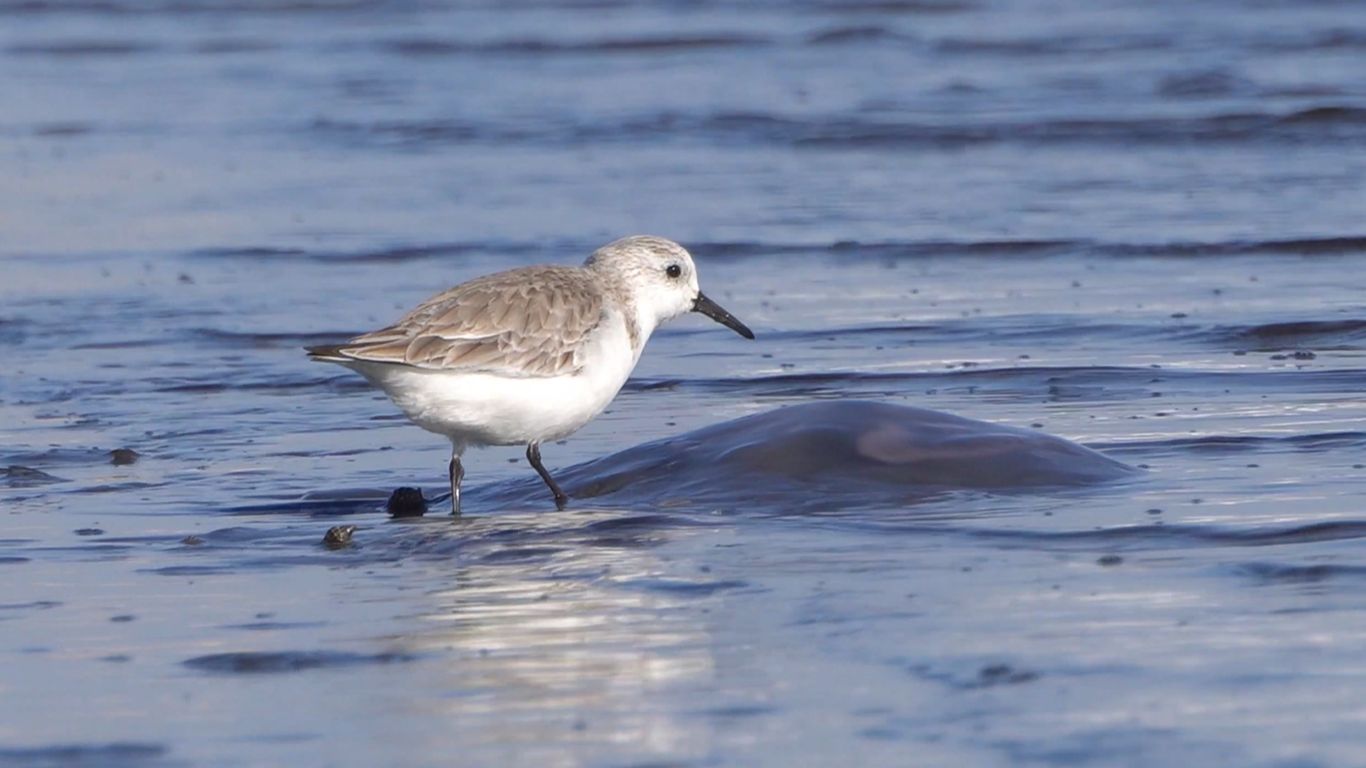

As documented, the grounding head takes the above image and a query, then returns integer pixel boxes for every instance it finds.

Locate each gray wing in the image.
[309,266,606,378]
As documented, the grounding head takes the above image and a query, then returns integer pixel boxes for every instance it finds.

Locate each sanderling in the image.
[307,235,754,514]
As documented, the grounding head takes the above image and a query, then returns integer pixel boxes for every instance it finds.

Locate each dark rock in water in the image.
[322,525,356,549]
[109,448,140,466]
[476,401,1138,510]
[2,465,64,487]
[109,448,140,465]
[386,486,428,518]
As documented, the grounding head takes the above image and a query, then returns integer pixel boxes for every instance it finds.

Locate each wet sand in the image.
[3,1,1366,765]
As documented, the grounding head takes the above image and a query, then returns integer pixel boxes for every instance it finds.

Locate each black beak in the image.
[692,291,755,340]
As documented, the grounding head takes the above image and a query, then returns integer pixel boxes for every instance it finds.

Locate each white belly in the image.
[348,312,640,448]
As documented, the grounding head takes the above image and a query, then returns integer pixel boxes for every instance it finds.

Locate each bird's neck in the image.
[591,265,655,355]
[623,300,655,356]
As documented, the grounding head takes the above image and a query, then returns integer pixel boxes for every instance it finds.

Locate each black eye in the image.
[665,264,682,279]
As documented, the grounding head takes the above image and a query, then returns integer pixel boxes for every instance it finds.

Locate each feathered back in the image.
[307,265,606,378]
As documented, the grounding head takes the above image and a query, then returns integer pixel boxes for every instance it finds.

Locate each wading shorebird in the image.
[307,235,754,514]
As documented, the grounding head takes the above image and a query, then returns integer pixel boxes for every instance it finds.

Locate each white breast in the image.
[352,308,641,447]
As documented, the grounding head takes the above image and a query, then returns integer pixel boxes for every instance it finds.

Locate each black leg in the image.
[448,453,464,516]
[526,442,568,510]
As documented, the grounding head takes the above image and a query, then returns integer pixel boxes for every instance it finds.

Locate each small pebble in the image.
[322,525,356,549]
[386,487,428,518]
[109,448,140,466]
[977,664,1038,686]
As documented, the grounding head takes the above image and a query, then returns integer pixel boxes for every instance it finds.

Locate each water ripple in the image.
[310,107,1366,150]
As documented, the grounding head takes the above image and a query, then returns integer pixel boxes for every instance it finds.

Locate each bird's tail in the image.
[304,344,351,363]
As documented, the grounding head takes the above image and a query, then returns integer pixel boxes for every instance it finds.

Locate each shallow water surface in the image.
[3,1,1366,766]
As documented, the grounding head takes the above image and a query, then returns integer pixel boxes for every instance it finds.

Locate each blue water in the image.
[3,1,1366,766]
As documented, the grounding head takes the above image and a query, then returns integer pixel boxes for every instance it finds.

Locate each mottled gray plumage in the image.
[308,265,609,378]
[305,234,754,515]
